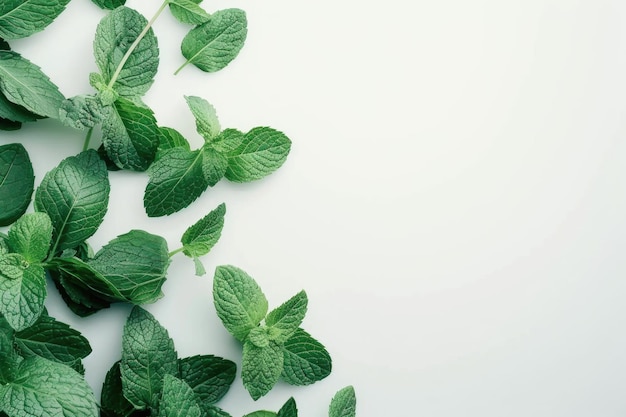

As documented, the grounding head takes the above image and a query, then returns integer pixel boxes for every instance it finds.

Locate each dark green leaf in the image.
[157,126,190,155]
[0,317,20,384]
[101,361,137,417]
[281,328,331,386]
[277,398,298,417]
[0,143,34,226]
[179,355,236,406]
[0,90,39,122]
[0,0,72,40]
[91,0,126,10]
[0,117,20,130]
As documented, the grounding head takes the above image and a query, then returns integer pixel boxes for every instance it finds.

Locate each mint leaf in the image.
[88,230,170,304]
[121,306,179,409]
[158,375,202,417]
[94,6,159,99]
[35,149,110,254]
[205,406,233,417]
[101,361,136,417]
[0,252,26,280]
[101,98,160,171]
[0,51,65,119]
[0,143,34,226]
[179,355,236,406]
[201,145,229,186]
[242,340,283,400]
[0,0,72,40]
[0,90,38,122]
[8,212,52,263]
[281,328,331,386]
[265,291,308,344]
[177,9,247,74]
[169,0,211,25]
[213,265,268,342]
[209,128,244,154]
[328,386,356,417]
[277,398,298,417]
[14,311,92,365]
[0,317,20,384]
[0,357,98,417]
[225,127,291,183]
[59,94,104,130]
[243,412,276,417]
[0,261,45,331]
[91,0,126,10]
[158,126,191,155]
[185,95,220,141]
[181,203,225,274]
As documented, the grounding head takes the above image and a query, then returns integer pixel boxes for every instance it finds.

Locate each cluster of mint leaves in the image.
[0,1,356,416]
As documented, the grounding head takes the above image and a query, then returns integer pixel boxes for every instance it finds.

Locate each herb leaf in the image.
[0,261,45,331]
[181,203,225,275]
[8,212,52,263]
[185,95,220,141]
[101,361,136,417]
[209,128,244,154]
[158,126,191,155]
[0,90,38,123]
[328,386,357,417]
[0,317,20,384]
[281,328,331,386]
[158,375,202,417]
[213,265,268,342]
[177,9,247,74]
[265,291,308,344]
[0,0,72,40]
[169,0,211,25]
[91,0,127,10]
[241,340,284,400]
[59,94,104,130]
[179,355,236,406]
[34,150,110,254]
[0,143,34,226]
[277,398,298,417]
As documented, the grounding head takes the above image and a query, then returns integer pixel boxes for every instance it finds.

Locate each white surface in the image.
[3,0,626,415]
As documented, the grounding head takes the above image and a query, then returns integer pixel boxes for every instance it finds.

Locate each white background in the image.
[3,0,626,415]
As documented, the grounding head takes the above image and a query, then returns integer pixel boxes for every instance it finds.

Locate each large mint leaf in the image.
[34,149,110,254]
[0,143,34,226]
[101,98,160,171]
[169,0,211,25]
[0,357,98,417]
[225,127,291,183]
[0,261,45,331]
[179,355,236,406]
[91,0,126,10]
[181,203,225,275]
[88,230,170,304]
[100,361,136,417]
[185,95,220,141]
[158,375,202,417]
[242,340,283,400]
[328,386,356,417]
[177,9,247,74]
[121,307,179,410]
[8,212,52,262]
[0,51,64,119]
[0,0,72,40]
[265,291,308,344]
[94,6,159,99]
[281,328,331,386]
[213,265,268,342]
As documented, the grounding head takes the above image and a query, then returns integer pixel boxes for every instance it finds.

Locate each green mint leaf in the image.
[59,94,104,130]
[169,0,211,25]
[277,398,298,417]
[281,328,331,386]
[121,306,179,409]
[243,412,276,417]
[0,117,21,130]
[8,212,52,263]
[181,202,225,260]
[204,406,233,417]
[248,326,270,348]
[265,291,308,344]
[158,375,202,417]
[101,98,160,171]
[179,355,236,407]
[242,340,284,400]
[225,127,291,183]
[94,6,159,99]
[35,149,110,254]
[0,317,20,384]
[0,261,45,331]
[209,128,244,154]
[0,50,65,119]
[178,9,247,74]
[0,143,34,226]
[328,386,356,417]
[201,145,228,186]
[88,230,170,304]
[185,95,220,141]
[158,126,191,155]
[0,252,26,280]
[213,265,268,342]
[0,0,72,40]
[14,311,92,365]
[0,357,98,417]
[91,0,126,10]
[101,361,139,417]
[0,90,39,123]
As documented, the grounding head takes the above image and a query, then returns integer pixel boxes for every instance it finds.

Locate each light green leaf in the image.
[59,94,104,130]
[210,128,244,154]
[281,328,332,386]
[0,357,98,417]
[328,386,356,417]
[34,150,110,254]
[0,253,26,280]
[266,291,308,344]
[179,355,236,407]
[121,306,179,409]
[177,8,247,74]
[0,261,45,332]
[213,265,268,342]
[182,203,225,260]
[101,98,160,171]
[201,145,228,186]
[242,340,283,400]
[94,6,159,98]
[8,212,52,262]
[277,398,298,417]
[0,143,34,226]
[91,0,126,10]
[225,127,291,183]
[0,0,72,40]
[185,95,220,141]
[0,50,65,118]
[169,0,211,25]
[248,326,270,348]
[158,375,202,417]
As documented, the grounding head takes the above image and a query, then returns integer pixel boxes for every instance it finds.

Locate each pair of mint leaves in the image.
[242,386,356,417]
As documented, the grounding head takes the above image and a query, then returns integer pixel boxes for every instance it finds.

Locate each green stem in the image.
[107,0,170,89]
[82,127,94,151]
[168,247,185,257]
[173,59,189,76]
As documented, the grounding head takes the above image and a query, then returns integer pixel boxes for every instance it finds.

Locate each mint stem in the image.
[168,247,184,257]
[107,0,170,89]
[82,127,94,151]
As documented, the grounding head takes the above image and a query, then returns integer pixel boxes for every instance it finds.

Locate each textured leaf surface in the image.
[201,146,228,186]
[0,262,45,331]
[0,51,64,118]
[185,95,220,141]
[158,375,202,417]
[179,355,236,405]
[179,9,247,73]
[265,291,308,344]
[157,126,190,155]
[277,398,298,417]
[34,150,110,254]
[170,0,211,25]
[210,128,244,154]
[213,265,268,342]
[281,328,331,386]
[121,307,179,409]
[182,203,225,259]
[0,317,20,384]
[101,361,136,417]
[328,386,356,417]
[59,94,104,130]
[0,143,34,226]
[0,0,72,40]
[0,90,38,122]
[91,0,126,10]
[242,340,283,400]
[8,212,52,262]
[225,127,291,182]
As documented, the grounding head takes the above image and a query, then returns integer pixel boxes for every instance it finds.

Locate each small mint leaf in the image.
[91,0,126,10]
[242,340,283,400]
[181,203,225,261]
[158,375,202,417]
[179,355,237,407]
[8,212,52,263]
[265,290,308,344]
[329,386,357,417]
[185,96,221,141]
[281,328,331,386]
[210,128,244,154]
[169,0,211,25]
[248,326,270,348]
